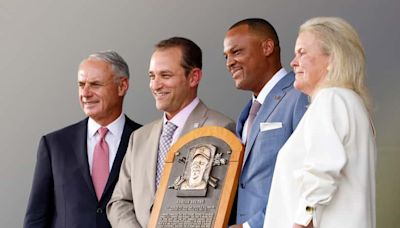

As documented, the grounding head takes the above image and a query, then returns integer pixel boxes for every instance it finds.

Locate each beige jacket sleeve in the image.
[107,133,142,228]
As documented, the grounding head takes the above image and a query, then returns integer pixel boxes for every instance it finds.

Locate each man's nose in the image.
[290,56,298,69]
[81,83,92,96]
[150,77,162,90]
[226,55,236,71]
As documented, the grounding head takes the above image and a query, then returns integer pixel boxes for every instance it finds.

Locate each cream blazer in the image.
[264,88,376,228]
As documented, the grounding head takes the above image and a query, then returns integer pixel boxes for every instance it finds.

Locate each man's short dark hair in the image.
[155,37,202,75]
[229,18,280,49]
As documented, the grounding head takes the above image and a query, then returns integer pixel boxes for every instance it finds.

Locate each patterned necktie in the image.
[246,100,261,142]
[155,122,178,188]
[92,127,109,200]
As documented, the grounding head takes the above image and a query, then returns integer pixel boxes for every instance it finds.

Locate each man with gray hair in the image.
[24,51,141,228]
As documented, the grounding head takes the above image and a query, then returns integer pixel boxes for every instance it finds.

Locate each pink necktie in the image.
[92,127,109,200]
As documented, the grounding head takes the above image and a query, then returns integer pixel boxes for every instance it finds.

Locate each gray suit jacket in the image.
[107,100,235,228]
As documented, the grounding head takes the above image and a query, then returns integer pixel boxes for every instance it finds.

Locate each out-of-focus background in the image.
[1,0,398,227]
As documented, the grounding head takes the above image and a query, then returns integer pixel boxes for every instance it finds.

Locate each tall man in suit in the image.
[24,51,141,228]
[107,37,236,228]
[223,18,309,228]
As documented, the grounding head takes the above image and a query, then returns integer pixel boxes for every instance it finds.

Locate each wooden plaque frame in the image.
[149,126,244,228]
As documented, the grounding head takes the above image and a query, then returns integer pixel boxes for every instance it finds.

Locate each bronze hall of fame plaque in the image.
[149,126,244,228]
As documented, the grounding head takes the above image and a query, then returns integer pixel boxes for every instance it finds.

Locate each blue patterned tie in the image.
[156,122,178,188]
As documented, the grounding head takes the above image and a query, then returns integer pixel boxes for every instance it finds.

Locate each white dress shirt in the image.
[242,68,287,144]
[87,113,126,173]
[264,88,376,228]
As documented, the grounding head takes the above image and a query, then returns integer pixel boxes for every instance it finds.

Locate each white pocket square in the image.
[260,122,282,132]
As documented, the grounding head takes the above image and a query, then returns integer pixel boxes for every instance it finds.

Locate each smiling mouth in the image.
[83,101,98,105]
[231,68,242,78]
[153,91,170,98]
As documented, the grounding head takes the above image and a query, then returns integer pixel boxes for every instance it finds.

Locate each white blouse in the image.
[263,87,376,228]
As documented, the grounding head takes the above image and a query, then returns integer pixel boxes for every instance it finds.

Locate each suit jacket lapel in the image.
[243,74,294,165]
[102,116,135,201]
[149,120,163,196]
[180,100,208,136]
[72,119,97,199]
[236,100,252,138]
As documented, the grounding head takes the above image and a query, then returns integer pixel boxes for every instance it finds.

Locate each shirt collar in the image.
[253,68,287,104]
[163,97,200,129]
[88,113,126,138]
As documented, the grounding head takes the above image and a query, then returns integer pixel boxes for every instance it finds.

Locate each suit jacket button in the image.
[240,183,245,189]
[96,208,103,214]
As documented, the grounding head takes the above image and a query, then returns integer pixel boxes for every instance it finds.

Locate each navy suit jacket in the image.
[235,72,308,227]
[24,116,141,228]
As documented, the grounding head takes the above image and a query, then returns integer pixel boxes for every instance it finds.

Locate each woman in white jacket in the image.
[263,17,376,228]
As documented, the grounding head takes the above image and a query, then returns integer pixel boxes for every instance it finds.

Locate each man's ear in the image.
[189,68,202,87]
[118,77,129,96]
[262,39,275,57]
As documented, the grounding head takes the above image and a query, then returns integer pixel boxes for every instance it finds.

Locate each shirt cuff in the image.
[243,221,251,228]
[294,198,315,226]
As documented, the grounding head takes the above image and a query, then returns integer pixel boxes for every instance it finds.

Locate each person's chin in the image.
[155,96,170,106]
[155,103,169,112]
[235,82,248,91]
[233,79,242,88]
[83,108,97,117]
[293,80,303,90]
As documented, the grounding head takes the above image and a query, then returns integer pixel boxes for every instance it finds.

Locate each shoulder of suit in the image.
[43,118,87,138]
[314,87,360,107]
[277,74,307,99]
[133,118,162,133]
[124,115,142,129]
[205,108,235,124]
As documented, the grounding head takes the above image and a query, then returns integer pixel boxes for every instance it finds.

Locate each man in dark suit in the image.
[223,18,309,227]
[107,37,235,228]
[24,51,141,228]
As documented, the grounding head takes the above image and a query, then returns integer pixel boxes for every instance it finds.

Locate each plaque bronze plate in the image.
[149,126,244,228]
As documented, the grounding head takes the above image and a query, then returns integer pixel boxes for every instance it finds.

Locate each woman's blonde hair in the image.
[299,17,372,113]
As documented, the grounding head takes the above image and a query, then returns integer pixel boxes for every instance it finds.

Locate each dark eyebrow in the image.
[227,44,239,52]
[159,70,174,75]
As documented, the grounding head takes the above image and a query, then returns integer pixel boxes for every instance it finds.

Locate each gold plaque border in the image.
[149,126,244,228]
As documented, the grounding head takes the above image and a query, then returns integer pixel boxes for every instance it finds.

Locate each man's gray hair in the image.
[88,50,130,79]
